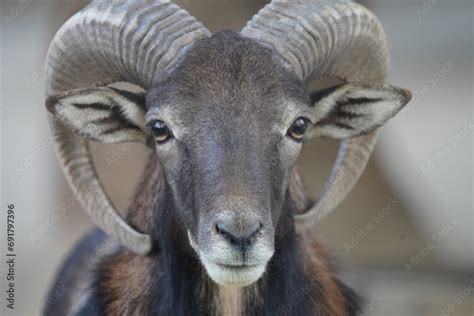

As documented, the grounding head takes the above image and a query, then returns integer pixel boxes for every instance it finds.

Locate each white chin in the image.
[203,260,266,288]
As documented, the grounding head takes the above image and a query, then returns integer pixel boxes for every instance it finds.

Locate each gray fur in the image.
[47,31,410,288]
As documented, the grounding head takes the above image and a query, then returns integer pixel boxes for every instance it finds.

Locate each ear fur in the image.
[46,87,150,144]
[308,83,411,139]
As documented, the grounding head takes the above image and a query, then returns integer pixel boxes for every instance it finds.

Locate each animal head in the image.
[45,0,410,287]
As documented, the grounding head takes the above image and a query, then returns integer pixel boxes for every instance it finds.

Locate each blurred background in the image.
[1,0,472,315]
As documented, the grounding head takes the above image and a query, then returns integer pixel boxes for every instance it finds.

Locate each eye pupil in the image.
[288,118,309,141]
[148,120,172,143]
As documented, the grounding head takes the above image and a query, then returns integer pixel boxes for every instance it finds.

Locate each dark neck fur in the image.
[96,154,359,315]
[146,182,314,315]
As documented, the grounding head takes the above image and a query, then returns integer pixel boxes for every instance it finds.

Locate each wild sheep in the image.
[44,0,411,315]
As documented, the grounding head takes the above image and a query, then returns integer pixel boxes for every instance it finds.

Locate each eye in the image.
[147,120,173,143]
[287,117,309,142]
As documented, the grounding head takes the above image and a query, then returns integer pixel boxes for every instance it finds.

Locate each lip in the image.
[203,260,266,287]
[217,263,259,270]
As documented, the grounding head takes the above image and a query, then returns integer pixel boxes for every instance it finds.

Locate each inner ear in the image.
[46,85,151,145]
[307,82,411,139]
[108,82,148,112]
[309,84,345,105]
[306,77,347,121]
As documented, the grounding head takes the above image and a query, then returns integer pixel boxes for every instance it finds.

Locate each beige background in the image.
[1,0,472,315]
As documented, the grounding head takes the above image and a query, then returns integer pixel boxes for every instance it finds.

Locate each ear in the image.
[46,87,151,144]
[308,83,412,139]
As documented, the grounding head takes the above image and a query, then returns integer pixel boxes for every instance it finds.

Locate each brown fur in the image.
[304,239,350,315]
[98,238,351,315]
[98,156,353,315]
[99,253,153,315]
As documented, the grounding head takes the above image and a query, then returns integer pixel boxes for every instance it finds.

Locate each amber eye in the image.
[287,117,309,142]
[148,120,173,143]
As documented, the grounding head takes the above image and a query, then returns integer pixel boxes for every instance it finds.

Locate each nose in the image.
[215,220,262,251]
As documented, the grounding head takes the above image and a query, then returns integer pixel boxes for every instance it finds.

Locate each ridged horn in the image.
[45,0,210,254]
[241,0,389,232]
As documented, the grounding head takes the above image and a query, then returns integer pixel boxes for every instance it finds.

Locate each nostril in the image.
[248,222,263,239]
[215,221,262,249]
[215,222,234,241]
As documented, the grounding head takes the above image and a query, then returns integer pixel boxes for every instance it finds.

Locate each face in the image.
[47,28,410,287]
[145,33,312,287]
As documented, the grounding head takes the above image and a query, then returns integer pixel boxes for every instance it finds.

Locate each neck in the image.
[96,154,357,315]
[142,164,314,315]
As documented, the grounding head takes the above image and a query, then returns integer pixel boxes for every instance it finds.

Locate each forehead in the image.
[147,31,309,132]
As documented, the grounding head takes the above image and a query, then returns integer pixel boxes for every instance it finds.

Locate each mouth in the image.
[215,263,261,275]
[203,260,266,287]
[217,263,258,269]
[188,230,273,287]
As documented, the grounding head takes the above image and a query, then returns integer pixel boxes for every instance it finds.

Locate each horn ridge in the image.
[241,0,390,231]
[45,0,210,254]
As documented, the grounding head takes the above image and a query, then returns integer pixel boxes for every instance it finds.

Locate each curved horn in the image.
[45,0,210,254]
[241,0,389,232]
